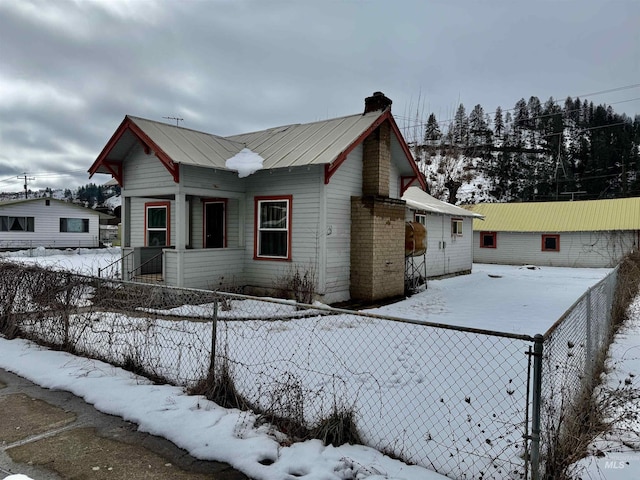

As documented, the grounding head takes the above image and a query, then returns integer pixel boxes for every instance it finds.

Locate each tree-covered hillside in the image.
[409,97,640,204]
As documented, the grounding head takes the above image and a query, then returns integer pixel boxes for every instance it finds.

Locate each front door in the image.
[204,201,225,248]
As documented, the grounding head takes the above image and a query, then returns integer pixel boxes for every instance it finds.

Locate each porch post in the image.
[175,171,186,287]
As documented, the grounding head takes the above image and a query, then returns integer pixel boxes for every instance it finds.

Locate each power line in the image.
[397,83,640,130]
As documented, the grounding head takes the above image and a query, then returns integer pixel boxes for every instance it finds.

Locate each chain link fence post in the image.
[209,298,218,380]
[530,333,544,480]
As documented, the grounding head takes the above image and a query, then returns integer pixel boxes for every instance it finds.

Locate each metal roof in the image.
[226,111,383,169]
[467,198,640,232]
[402,187,484,218]
[128,116,245,169]
[119,112,385,171]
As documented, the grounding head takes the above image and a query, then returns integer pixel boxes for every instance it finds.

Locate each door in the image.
[204,201,225,248]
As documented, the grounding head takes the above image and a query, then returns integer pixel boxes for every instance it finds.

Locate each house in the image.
[0,198,101,249]
[466,199,640,267]
[402,187,483,279]
[88,92,426,304]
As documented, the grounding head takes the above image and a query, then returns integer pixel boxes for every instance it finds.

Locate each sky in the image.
[1,0,639,192]
[2,249,632,479]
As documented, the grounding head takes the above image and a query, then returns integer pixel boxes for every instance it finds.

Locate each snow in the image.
[0,250,636,479]
[570,300,640,479]
[0,246,120,277]
[225,148,265,178]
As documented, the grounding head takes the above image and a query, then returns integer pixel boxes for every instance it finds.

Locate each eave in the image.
[88,116,180,186]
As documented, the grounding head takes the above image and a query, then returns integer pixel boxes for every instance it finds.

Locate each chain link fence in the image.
[537,268,619,478]
[0,260,622,479]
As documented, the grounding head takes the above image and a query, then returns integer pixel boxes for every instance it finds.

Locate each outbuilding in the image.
[466,198,640,267]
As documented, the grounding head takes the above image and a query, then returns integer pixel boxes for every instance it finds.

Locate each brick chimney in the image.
[363,91,392,114]
[350,91,406,303]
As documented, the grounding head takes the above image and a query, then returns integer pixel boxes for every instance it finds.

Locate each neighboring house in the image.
[402,186,484,278]
[466,199,640,267]
[88,92,426,304]
[0,198,101,249]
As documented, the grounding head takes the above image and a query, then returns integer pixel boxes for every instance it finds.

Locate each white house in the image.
[466,199,640,267]
[0,198,101,249]
[402,186,483,279]
[89,92,426,304]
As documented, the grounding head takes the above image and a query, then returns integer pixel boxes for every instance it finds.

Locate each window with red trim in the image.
[145,202,170,246]
[542,234,559,252]
[255,196,291,259]
[480,232,496,248]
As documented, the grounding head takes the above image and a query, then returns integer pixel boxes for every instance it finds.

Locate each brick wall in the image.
[350,196,405,302]
[362,122,390,197]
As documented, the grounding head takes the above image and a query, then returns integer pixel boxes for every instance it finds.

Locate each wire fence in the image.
[0,261,622,480]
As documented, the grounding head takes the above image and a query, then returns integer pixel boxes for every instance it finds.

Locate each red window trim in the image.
[144,201,171,247]
[253,195,292,261]
[202,198,228,248]
[541,234,560,252]
[480,231,497,249]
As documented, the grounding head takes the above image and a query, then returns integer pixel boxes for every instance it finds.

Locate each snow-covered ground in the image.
[0,249,637,479]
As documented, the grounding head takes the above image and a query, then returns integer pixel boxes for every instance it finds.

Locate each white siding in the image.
[129,198,175,247]
[407,210,473,278]
[123,145,175,191]
[182,165,246,193]
[325,146,363,302]
[190,197,240,249]
[473,230,636,268]
[241,165,323,292]
[389,159,400,199]
[0,199,100,249]
[164,248,245,289]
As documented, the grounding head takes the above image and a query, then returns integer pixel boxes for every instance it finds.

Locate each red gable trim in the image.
[324,110,426,191]
[88,116,180,185]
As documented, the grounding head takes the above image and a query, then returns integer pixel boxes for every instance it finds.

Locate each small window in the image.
[145,202,170,246]
[480,232,496,248]
[451,218,463,236]
[542,234,560,252]
[414,213,426,226]
[255,196,292,260]
[45,199,50,206]
[0,216,35,232]
[60,218,89,233]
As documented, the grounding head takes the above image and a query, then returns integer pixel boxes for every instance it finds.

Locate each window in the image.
[145,202,170,246]
[542,234,560,252]
[480,231,497,248]
[255,195,291,259]
[0,216,35,232]
[60,218,89,233]
[414,213,426,226]
[451,218,463,236]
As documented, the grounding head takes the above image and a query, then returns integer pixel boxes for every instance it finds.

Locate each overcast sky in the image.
[1,0,639,192]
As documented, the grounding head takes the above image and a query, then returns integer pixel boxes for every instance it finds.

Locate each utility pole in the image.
[18,173,35,199]
[162,116,184,126]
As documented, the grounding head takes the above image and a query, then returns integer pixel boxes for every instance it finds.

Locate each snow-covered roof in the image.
[402,187,484,219]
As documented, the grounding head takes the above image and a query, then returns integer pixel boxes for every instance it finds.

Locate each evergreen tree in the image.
[452,104,469,146]
[424,113,442,143]
[468,104,488,146]
[494,106,504,139]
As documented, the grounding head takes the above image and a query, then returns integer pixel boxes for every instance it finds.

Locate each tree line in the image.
[412,96,640,204]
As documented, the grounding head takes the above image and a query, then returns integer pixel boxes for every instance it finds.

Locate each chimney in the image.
[363,91,392,114]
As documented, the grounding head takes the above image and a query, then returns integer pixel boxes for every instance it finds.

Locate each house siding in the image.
[190,197,240,249]
[0,199,99,249]
[325,146,363,302]
[242,166,323,294]
[129,197,176,247]
[473,230,636,268]
[164,248,245,289]
[407,210,474,278]
[123,145,175,191]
